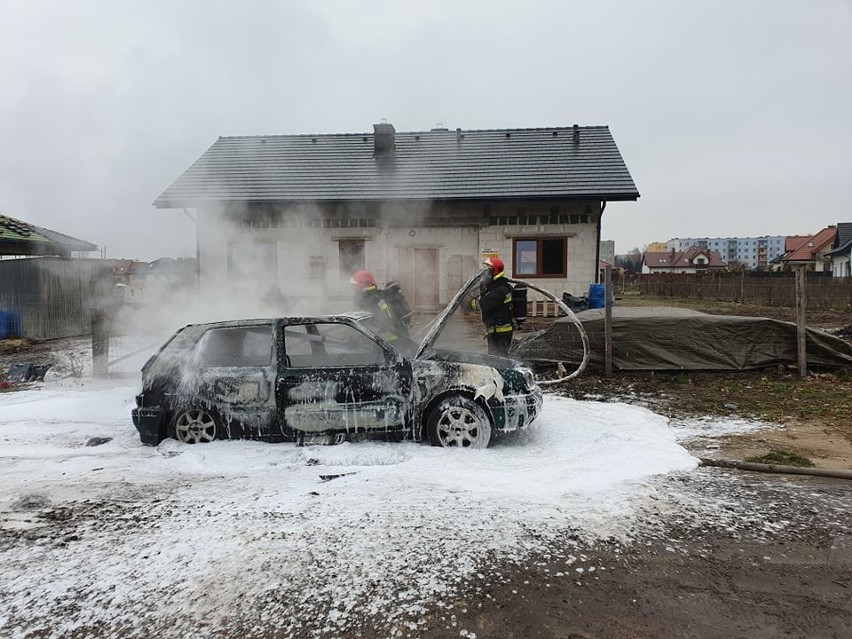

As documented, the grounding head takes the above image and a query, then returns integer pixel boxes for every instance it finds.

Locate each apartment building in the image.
[666,236,785,269]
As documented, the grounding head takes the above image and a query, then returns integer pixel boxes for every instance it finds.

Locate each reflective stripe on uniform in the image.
[485,324,514,335]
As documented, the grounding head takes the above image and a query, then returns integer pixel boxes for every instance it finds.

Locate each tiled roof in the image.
[0,214,97,255]
[676,245,727,268]
[827,222,852,256]
[154,125,640,207]
[785,235,810,252]
[644,247,726,269]
[785,226,837,262]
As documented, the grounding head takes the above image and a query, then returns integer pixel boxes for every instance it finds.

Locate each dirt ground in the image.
[2,298,851,638]
[416,472,852,639]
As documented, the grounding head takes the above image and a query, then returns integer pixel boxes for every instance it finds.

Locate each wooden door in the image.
[397,247,440,311]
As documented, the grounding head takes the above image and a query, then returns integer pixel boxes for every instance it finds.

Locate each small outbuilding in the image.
[0,214,105,340]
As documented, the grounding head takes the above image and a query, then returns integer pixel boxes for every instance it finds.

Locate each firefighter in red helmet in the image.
[350,269,407,337]
[477,256,514,356]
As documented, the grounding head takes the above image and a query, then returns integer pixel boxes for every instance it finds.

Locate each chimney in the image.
[572,124,580,146]
[373,122,395,156]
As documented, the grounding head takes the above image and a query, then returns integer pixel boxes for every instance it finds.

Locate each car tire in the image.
[171,407,222,444]
[426,396,492,449]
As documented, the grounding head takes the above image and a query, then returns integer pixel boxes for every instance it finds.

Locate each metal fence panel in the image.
[0,258,113,340]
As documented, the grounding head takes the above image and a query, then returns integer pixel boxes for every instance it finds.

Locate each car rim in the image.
[436,405,482,448]
[175,409,217,444]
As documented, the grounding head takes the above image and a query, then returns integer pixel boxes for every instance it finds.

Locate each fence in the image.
[638,273,852,310]
[0,258,114,340]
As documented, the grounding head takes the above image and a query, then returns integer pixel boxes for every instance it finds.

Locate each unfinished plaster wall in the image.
[196,199,601,314]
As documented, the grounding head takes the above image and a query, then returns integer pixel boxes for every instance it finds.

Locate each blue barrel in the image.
[6,312,21,337]
[588,283,614,309]
[0,312,6,339]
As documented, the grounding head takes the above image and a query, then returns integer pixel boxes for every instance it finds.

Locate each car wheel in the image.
[426,396,492,449]
[171,407,221,444]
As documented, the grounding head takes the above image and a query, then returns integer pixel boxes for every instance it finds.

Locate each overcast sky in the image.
[1,0,850,260]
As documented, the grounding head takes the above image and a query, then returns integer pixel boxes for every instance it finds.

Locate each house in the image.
[642,246,727,274]
[826,222,852,277]
[778,226,837,272]
[110,258,198,305]
[154,123,639,310]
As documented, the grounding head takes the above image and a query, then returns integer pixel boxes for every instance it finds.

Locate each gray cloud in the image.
[1,0,849,259]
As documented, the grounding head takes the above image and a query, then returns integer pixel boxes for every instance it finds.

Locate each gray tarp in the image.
[511,307,852,371]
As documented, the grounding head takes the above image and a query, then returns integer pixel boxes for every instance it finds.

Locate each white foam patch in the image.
[671,415,778,442]
[0,385,702,637]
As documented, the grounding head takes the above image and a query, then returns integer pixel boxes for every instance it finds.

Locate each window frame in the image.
[512,237,567,278]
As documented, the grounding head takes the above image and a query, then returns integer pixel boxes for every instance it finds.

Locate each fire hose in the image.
[415,269,590,386]
[505,276,590,386]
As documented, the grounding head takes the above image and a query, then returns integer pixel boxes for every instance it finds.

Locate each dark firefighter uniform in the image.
[357,286,397,330]
[350,269,406,341]
[479,271,514,357]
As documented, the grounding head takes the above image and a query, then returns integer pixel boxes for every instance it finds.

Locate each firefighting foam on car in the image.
[131,265,590,448]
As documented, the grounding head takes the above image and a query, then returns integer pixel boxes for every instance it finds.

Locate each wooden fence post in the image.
[605,264,613,378]
[796,267,807,378]
[91,307,109,377]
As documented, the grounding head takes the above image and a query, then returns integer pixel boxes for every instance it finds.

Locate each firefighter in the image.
[350,269,404,337]
[477,256,514,356]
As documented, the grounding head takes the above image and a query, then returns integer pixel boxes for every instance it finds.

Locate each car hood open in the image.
[416,268,488,359]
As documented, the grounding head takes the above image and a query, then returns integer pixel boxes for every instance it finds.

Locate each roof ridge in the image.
[218,125,611,140]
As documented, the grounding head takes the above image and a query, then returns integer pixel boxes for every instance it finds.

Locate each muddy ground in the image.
[2,298,851,638]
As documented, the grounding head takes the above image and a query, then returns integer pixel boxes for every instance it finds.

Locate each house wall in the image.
[832,253,851,277]
[195,199,600,312]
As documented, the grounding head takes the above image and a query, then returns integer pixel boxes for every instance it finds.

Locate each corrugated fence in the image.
[0,258,113,340]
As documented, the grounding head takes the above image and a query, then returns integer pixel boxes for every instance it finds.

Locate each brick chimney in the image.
[373,122,395,156]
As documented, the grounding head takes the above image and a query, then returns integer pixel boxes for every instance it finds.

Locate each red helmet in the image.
[483,256,504,276]
[350,269,377,289]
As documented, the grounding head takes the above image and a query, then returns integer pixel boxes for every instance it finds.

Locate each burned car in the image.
[132,312,542,448]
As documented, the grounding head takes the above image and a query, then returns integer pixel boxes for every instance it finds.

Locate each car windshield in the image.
[355,316,418,358]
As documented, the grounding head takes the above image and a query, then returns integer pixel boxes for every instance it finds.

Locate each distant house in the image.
[642,246,727,274]
[154,123,639,309]
[826,222,852,277]
[778,226,837,272]
[110,257,198,304]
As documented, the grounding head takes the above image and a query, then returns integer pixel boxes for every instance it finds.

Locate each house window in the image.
[339,240,365,278]
[513,238,566,277]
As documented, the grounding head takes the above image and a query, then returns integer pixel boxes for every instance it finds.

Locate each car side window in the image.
[284,323,386,368]
[196,326,273,367]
